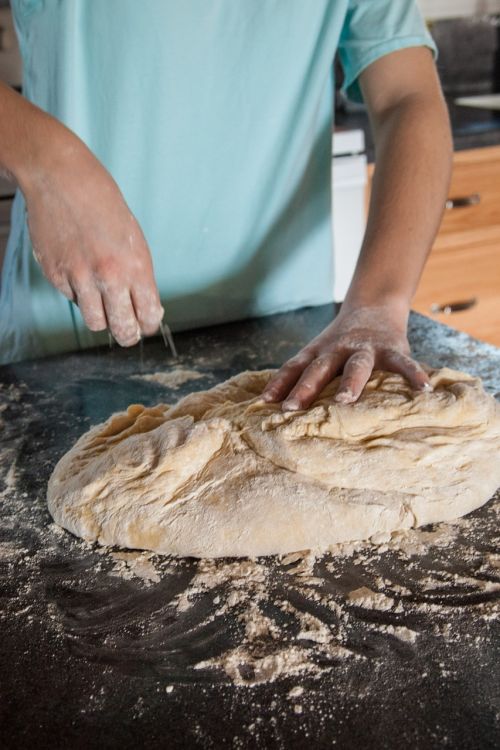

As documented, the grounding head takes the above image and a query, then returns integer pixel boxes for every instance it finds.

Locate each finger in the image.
[73,284,107,332]
[131,283,164,337]
[381,350,432,392]
[262,351,315,403]
[55,278,76,302]
[100,284,141,347]
[334,349,375,404]
[45,266,76,302]
[282,352,344,411]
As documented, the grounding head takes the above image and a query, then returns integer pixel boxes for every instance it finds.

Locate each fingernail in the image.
[419,382,434,392]
[334,389,354,404]
[282,399,301,411]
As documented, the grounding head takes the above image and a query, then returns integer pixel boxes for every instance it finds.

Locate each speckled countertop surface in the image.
[0,306,499,750]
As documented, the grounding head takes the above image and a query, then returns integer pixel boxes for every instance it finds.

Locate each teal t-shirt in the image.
[0,0,435,363]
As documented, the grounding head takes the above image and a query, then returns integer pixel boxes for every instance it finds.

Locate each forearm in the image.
[0,81,163,345]
[343,91,453,314]
[266,49,449,407]
[0,80,86,194]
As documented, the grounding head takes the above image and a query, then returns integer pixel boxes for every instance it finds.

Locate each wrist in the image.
[341,291,411,318]
[17,116,82,198]
[22,130,106,217]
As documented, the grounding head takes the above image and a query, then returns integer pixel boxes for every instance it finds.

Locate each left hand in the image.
[262,303,432,411]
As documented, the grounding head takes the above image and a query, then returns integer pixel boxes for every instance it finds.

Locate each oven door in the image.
[332,150,367,303]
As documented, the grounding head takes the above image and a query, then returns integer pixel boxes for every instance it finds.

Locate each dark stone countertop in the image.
[336,97,500,162]
[0,306,499,750]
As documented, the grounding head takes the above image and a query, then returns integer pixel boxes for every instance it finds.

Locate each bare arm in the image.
[344,46,452,312]
[0,81,163,346]
[263,46,453,409]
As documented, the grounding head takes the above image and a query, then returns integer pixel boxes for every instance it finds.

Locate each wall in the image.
[418,0,500,20]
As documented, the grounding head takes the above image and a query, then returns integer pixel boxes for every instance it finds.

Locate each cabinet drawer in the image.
[367,147,500,253]
[434,146,500,252]
[412,240,500,345]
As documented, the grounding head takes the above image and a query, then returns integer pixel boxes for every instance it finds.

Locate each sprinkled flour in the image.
[1,376,499,695]
[132,368,204,389]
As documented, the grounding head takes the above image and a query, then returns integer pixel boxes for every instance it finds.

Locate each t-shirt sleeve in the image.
[338,0,437,103]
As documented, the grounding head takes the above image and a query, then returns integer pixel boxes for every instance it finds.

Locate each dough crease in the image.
[47,368,500,557]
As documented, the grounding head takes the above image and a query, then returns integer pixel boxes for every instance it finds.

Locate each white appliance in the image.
[331,128,367,302]
[417,0,500,20]
[455,93,500,109]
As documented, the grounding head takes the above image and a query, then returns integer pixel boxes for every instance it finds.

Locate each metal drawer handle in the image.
[430,298,477,314]
[445,193,480,209]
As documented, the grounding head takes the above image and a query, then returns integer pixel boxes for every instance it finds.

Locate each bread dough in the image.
[47,368,500,558]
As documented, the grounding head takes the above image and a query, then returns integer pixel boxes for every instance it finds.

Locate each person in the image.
[0,0,452,411]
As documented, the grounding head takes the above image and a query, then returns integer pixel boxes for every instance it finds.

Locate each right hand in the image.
[23,138,164,346]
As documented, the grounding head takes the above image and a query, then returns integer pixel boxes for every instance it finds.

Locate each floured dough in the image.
[47,368,500,558]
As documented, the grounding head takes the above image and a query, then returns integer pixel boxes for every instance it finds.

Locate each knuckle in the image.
[67,258,90,282]
[294,378,315,393]
[71,275,93,295]
[383,349,402,365]
[350,348,373,364]
[130,255,152,274]
[290,351,314,368]
[343,362,365,379]
[281,358,303,373]
[309,354,333,372]
[93,256,122,284]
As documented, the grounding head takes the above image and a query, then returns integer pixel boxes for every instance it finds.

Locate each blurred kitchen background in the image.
[0,0,499,344]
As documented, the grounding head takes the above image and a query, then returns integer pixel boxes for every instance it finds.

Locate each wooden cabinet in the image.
[413,239,500,345]
[429,147,500,252]
[367,145,500,346]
